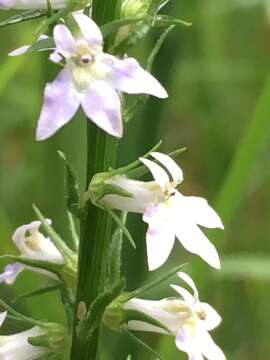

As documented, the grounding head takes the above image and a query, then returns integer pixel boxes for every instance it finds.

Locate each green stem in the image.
[70,1,120,359]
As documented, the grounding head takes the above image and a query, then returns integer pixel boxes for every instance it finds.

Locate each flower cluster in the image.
[0,3,226,360]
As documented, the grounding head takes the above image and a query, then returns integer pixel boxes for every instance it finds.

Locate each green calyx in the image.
[28,323,69,357]
[85,172,133,205]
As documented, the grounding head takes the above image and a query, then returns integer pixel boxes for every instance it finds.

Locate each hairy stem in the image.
[70,1,120,359]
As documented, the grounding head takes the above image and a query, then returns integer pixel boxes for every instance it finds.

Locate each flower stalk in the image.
[70,1,121,359]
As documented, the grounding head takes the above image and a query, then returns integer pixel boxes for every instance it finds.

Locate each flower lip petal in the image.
[139,157,170,190]
[177,272,199,302]
[81,80,123,138]
[73,13,103,47]
[199,302,222,331]
[146,220,175,271]
[0,311,7,327]
[150,152,183,184]
[174,221,221,269]
[53,24,76,58]
[197,328,226,360]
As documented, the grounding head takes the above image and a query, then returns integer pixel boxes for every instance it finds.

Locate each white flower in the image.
[102,152,224,270]
[0,311,48,360]
[0,220,64,284]
[0,0,67,9]
[20,13,166,140]
[123,272,226,360]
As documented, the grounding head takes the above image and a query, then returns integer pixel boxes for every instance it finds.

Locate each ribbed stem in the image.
[70,1,120,359]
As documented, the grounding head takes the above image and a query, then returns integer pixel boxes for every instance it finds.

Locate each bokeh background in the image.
[1,0,270,359]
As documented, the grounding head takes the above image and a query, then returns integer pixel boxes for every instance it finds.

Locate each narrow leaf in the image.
[107,212,127,285]
[120,263,187,302]
[127,147,186,179]
[12,283,60,304]
[154,15,192,28]
[33,204,74,259]
[0,10,46,28]
[122,329,164,360]
[104,207,136,249]
[77,278,125,340]
[58,151,85,219]
[0,255,62,276]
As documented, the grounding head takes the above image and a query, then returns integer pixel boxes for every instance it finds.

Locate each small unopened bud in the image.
[121,0,151,19]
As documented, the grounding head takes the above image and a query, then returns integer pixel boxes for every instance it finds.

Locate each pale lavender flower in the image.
[0,0,67,9]
[0,220,64,284]
[0,311,48,360]
[123,272,226,360]
[35,13,167,140]
[102,152,223,271]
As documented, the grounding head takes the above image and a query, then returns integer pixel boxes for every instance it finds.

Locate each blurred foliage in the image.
[1,0,270,359]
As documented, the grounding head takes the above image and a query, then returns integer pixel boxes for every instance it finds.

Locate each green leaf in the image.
[67,211,79,252]
[122,329,164,360]
[58,151,86,219]
[33,204,74,258]
[114,140,163,175]
[218,255,270,281]
[124,25,175,124]
[154,15,192,28]
[126,146,186,179]
[120,263,187,302]
[12,283,60,304]
[0,254,62,276]
[0,10,46,28]
[0,298,44,327]
[77,278,126,340]
[106,212,127,286]
[28,37,55,53]
[104,207,136,249]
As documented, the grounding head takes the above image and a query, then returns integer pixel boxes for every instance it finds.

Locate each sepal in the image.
[28,323,68,357]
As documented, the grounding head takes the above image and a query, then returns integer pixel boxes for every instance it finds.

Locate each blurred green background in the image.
[1,0,270,359]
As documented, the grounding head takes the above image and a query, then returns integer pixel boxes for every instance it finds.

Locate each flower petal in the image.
[74,13,103,47]
[177,272,199,301]
[151,152,183,184]
[81,80,122,137]
[174,221,221,269]
[170,285,194,306]
[0,263,24,285]
[199,303,222,331]
[170,284,194,305]
[102,176,159,213]
[175,325,197,355]
[197,329,226,360]
[0,311,7,327]
[12,220,64,264]
[109,57,168,98]
[140,158,170,190]
[144,204,175,270]
[181,196,224,229]
[36,69,80,141]
[53,24,76,58]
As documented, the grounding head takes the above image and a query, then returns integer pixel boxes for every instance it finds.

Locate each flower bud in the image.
[121,0,151,19]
